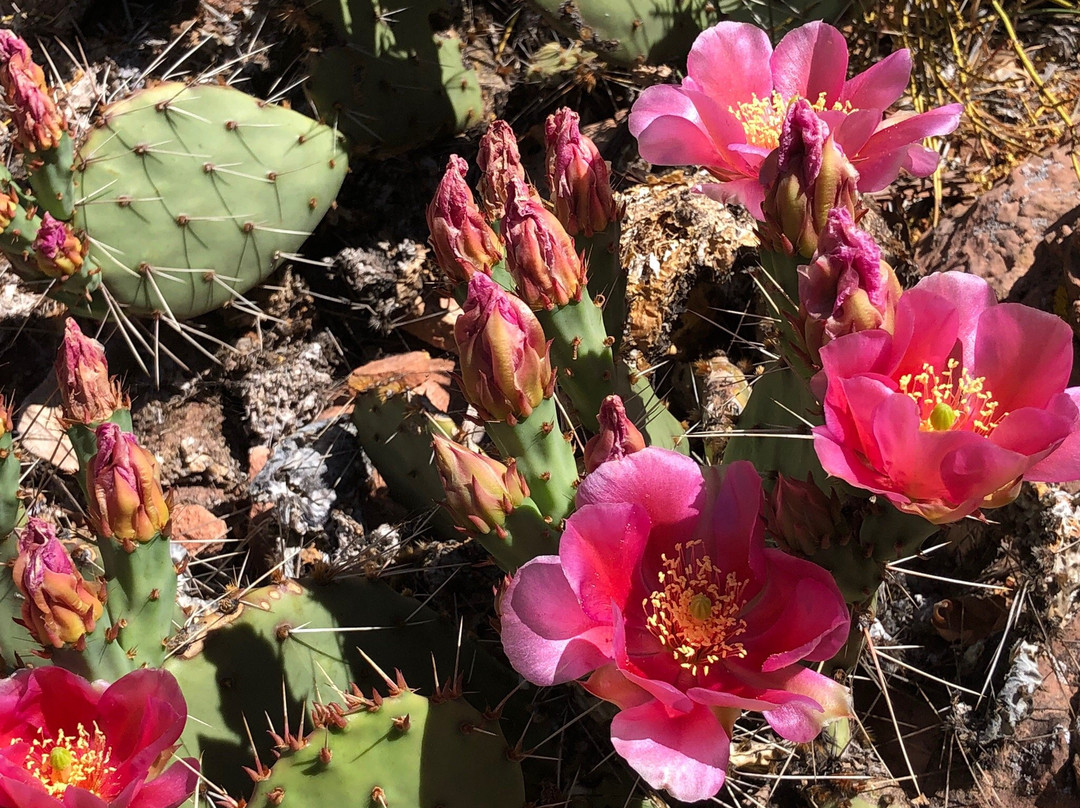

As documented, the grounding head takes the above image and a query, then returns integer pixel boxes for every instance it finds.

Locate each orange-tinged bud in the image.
[0,185,18,231]
[476,120,526,220]
[0,30,66,153]
[86,423,169,551]
[0,393,11,439]
[502,178,585,310]
[55,319,128,425]
[544,108,618,237]
[427,155,504,283]
[33,213,85,278]
[583,395,646,472]
[455,272,554,423]
[12,518,105,649]
[432,435,529,535]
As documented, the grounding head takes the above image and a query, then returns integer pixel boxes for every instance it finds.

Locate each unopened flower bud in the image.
[12,518,105,649]
[544,108,617,237]
[761,99,859,259]
[502,178,585,309]
[0,30,65,153]
[584,395,646,472]
[766,474,848,557]
[455,272,554,423]
[87,423,169,551]
[476,120,527,220]
[432,435,529,535]
[33,213,85,278]
[0,185,18,231]
[427,155,504,283]
[798,207,901,364]
[55,319,128,425]
[0,393,11,438]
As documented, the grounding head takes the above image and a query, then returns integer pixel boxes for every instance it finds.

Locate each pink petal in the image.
[630,87,726,168]
[991,406,1074,458]
[862,104,964,153]
[699,460,767,584]
[840,49,912,110]
[910,271,997,364]
[610,604,693,712]
[852,148,909,193]
[685,22,775,104]
[500,557,612,685]
[98,671,187,785]
[127,761,200,808]
[0,761,66,808]
[697,177,767,218]
[973,302,1073,411]
[760,665,853,742]
[813,428,894,496]
[581,664,653,710]
[1026,391,1080,481]
[561,502,652,621]
[610,699,732,803]
[889,287,961,381]
[770,22,849,104]
[61,790,109,808]
[903,143,944,176]
[832,107,886,156]
[938,438,1028,509]
[577,448,706,550]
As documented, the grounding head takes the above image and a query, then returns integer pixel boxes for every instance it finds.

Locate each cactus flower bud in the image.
[0,184,18,231]
[455,272,554,423]
[0,30,66,153]
[798,207,902,364]
[33,212,86,278]
[544,108,618,237]
[476,120,527,220]
[12,518,105,650]
[502,178,586,310]
[765,474,848,557]
[760,99,859,259]
[87,423,169,551]
[583,395,646,472]
[0,393,11,438]
[427,155,504,284]
[432,435,529,535]
[55,319,128,425]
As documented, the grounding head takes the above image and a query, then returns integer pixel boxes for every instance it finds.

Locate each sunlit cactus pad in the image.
[70,82,348,319]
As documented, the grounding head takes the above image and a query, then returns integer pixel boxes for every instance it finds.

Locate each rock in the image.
[916,145,1080,315]
[133,398,242,488]
[331,240,427,332]
[168,503,229,557]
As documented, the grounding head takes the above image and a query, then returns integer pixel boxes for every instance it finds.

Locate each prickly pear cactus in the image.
[61,82,347,319]
[305,0,485,155]
[248,689,525,808]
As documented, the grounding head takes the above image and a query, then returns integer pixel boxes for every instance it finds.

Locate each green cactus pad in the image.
[68,82,347,320]
[305,0,485,155]
[248,690,525,808]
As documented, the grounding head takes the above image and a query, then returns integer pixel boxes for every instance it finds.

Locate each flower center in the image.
[17,723,117,798]
[643,539,749,676]
[729,91,851,150]
[898,359,1006,437]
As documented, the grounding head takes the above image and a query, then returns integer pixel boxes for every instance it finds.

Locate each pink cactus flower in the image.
[499,449,851,802]
[0,666,198,808]
[629,21,963,217]
[813,271,1080,523]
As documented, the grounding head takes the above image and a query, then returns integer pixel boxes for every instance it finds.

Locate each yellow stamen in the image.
[729,91,852,151]
[643,540,749,676]
[16,723,116,798]
[898,359,1006,437]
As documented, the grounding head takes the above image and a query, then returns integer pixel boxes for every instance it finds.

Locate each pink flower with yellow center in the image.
[499,449,851,802]
[629,21,962,217]
[813,271,1080,523]
[0,667,198,808]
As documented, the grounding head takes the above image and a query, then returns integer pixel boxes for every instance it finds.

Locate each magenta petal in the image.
[0,667,99,740]
[902,143,944,176]
[1026,391,1080,481]
[60,790,108,808]
[761,666,853,742]
[98,670,187,783]
[697,177,767,218]
[771,22,849,103]
[500,557,612,685]
[699,461,767,583]
[852,148,909,193]
[582,664,653,711]
[974,302,1073,410]
[561,502,651,620]
[939,438,1027,507]
[863,104,963,152]
[610,699,731,803]
[991,407,1073,457]
[126,761,200,808]
[0,762,65,808]
[840,49,912,110]
[911,271,996,363]
[833,107,886,156]
[813,428,893,497]
[577,448,705,549]
[686,22,775,104]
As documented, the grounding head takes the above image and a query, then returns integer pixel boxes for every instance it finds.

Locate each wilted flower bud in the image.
[0,393,11,439]
[55,319,128,425]
[0,30,65,153]
[433,435,529,535]
[502,178,586,310]
[760,99,859,259]
[12,518,105,650]
[584,395,646,472]
[427,154,504,283]
[87,423,169,551]
[455,272,554,423]
[476,120,527,220]
[0,184,18,231]
[766,474,848,557]
[33,213,85,278]
[545,108,618,237]
[798,207,901,364]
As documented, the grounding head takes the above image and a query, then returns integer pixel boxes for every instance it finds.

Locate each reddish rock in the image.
[168,503,228,557]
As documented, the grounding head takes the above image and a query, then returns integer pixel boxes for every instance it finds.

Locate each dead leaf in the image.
[347,351,454,412]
